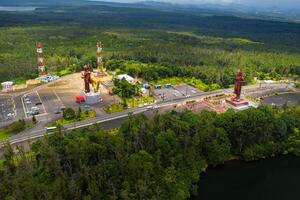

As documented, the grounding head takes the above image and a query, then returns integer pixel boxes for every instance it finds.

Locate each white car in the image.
[31,107,39,111]
[146,105,153,110]
[7,113,14,117]
[153,105,161,109]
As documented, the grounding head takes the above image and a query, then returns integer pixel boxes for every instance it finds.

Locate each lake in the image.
[0,6,37,11]
[192,93,300,200]
[193,156,300,200]
[261,92,300,107]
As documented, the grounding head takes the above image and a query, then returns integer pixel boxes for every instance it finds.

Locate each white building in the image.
[1,81,14,92]
[263,80,275,84]
[116,74,134,83]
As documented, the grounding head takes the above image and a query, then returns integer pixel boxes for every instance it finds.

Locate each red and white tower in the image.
[36,42,47,76]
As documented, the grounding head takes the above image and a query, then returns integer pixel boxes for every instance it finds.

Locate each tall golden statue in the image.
[81,64,100,93]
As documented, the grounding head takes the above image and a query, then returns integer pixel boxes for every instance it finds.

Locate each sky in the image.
[99,0,300,9]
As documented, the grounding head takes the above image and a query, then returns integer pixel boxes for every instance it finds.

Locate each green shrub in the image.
[63,108,76,120]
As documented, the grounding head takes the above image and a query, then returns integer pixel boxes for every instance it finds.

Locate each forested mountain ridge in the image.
[0,2,299,85]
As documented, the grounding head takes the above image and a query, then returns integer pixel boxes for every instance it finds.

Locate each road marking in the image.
[52,89,62,103]
[11,95,17,118]
[37,113,48,117]
[52,89,64,107]
[36,91,47,114]
[30,129,45,134]
[21,94,29,118]
[2,110,146,146]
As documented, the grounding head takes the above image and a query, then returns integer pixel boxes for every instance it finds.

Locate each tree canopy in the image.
[0,105,300,199]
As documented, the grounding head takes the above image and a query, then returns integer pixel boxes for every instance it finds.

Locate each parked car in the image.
[7,113,14,117]
[153,105,161,109]
[31,111,39,115]
[82,105,90,109]
[31,106,39,111]
[146,105,153,110]
[54,110,61,114]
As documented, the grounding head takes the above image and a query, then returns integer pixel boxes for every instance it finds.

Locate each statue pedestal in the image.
[226,97,249,108]
[82,91,101,104]
[93,70,107,77]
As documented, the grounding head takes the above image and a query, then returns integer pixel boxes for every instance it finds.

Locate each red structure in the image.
[36,42,47,76]
[233,69,244,101]
[81,64,92,93]
[226,69,249,108]
[76,95,85,103]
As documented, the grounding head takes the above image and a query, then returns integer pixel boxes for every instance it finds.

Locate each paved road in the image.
[0,89,224,147]
[0,82,294,148]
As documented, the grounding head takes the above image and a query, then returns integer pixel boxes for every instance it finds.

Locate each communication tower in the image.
[36,42,47,76]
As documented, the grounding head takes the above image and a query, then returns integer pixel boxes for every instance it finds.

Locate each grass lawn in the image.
[0,121,36,141]
[103,103,126,114]
[103,96,154,114]
[0,159,4,168]
[127,96,154,108]
[0,129,10,141]
[52,110,96,126]
[55,67,73,76]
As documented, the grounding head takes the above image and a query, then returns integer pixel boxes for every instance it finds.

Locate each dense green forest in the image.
[0,4,300,86]
[0,105,299,199]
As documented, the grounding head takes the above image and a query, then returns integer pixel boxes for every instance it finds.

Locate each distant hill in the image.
[0,0,299,22]
[0,0,85,6]
[133,1,300,22]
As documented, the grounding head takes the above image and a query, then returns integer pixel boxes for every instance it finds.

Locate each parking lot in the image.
[174,84,203,96]
[38,88,65,114]
[0,96,16,122]
[151,84,203,102]
[22,92,46,118]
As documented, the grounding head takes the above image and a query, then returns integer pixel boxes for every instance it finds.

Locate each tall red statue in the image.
[233,69,244,101]
[82,64,91,93]
[81,64,101,93]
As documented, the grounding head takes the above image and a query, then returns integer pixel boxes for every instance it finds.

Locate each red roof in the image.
[76,96,85,102]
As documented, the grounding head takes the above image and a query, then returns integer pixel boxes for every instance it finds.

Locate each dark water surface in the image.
[261,92,300,107]
[193,156,300,200]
